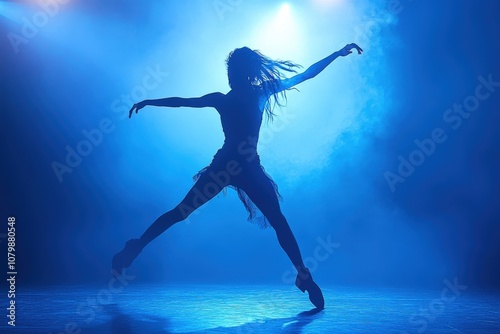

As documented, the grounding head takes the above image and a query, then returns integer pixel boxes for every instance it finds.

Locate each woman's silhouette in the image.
[112,43,363,309]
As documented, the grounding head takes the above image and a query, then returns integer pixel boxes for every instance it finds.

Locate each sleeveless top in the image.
[193,85,282,228]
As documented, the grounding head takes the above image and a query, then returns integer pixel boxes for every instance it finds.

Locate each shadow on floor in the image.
[197,307,325,334]
[81,304,325,334]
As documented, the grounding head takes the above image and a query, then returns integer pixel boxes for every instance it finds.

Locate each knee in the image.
[268,212,288,231]
[162,206,190,223]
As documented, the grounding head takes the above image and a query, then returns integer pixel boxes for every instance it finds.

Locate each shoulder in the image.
[204,92,225,101]
[202,92,225,108]
[206,92,225,98]
[260,80,284,97]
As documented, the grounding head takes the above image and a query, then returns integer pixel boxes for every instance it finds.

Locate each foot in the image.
[295,268,325,309]
[112,239,142,276]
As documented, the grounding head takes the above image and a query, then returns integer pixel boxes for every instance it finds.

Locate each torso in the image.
[215,86,266,152]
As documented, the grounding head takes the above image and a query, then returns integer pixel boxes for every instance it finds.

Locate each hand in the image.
[338,43,363,57]
[128,100,147,118]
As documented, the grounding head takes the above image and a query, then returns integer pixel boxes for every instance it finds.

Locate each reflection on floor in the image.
[3,284,500,333]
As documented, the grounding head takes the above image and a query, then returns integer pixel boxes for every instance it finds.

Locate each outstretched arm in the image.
[276,43,363,92]
[129,92,223,118]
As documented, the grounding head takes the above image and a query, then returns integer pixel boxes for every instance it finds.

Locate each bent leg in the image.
[138,171,227,248]
[112,171,227,274]
[238,174,306,272]
[239,171,325,308]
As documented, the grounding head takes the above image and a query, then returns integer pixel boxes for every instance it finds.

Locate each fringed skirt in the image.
[193,147,281,229]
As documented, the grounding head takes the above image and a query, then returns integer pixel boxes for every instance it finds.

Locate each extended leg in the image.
[240,177,304,271]
[240,173,325,309]
[112,171,226,274]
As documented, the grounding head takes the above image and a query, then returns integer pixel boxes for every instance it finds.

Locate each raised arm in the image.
[129,92,224,118]
[276,43,363,92]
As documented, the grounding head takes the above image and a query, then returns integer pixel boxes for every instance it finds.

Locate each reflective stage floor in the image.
[2,284,499,333]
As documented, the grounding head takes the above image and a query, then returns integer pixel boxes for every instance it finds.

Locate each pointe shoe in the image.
[295,267,325,309]
[112,239,142,276]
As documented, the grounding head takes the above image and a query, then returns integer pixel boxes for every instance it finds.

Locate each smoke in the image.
[3,0,498,287]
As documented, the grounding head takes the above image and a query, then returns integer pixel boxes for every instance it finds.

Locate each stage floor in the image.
[3,283,499,333]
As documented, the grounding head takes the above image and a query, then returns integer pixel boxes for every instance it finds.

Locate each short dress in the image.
[193,91,282,228]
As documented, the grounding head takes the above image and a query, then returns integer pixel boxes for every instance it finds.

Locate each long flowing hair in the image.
[226,47,302,122]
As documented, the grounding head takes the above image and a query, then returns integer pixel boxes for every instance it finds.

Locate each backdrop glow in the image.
[1,0,499,288]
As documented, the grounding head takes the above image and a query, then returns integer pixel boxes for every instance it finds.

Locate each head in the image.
[226,47,301,121]
[226,47,260,90]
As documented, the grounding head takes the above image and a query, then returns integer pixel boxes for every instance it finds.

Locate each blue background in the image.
[1,0,499,289]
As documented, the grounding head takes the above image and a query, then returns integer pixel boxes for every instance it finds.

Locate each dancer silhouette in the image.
[112,43,363,309]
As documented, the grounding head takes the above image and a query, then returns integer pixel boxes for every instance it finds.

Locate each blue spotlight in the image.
[276,3,292,25]
[250,2,304,58]
[280,3,291,14]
